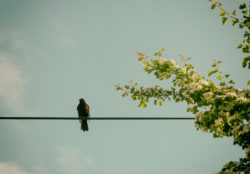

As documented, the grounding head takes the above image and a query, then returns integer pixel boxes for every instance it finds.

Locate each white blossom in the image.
[242,125,249,134]
[189,82,202,91]
[139,61,145,67]
[158,57,166,64]
[196,85,202,90]
[236,96,248,102]
[179,54,185,61]
[199,80,209,86]
[189,82,195,88]
[172,64,179,69]
[195,112,203,122]
[227,92,238,98]
[201,127,208,132]
[183,91,189,98]
[168,59,176,65]
[215,118,223,125]
[180,68,186,74]
[245,147,250,155]
[203,91,214,101]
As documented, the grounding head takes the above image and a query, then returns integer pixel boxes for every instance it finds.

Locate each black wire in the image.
[0,116,194,120]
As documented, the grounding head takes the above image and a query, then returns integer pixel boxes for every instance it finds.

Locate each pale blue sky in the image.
[0,0,249,174]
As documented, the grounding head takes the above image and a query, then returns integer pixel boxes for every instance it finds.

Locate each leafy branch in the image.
[116,49,250,173]
[209,0,250,69]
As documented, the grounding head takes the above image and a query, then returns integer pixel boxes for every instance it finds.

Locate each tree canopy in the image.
[116,1,250,173]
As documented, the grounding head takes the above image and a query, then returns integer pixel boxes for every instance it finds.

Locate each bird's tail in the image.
[81,120,88,132]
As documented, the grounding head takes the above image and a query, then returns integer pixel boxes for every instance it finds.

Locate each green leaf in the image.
[192,106,198,114]
[154,100,157,105]
[211,4,216,10]
[239,3,246,10]
[242,47,249,53]
[222,17,228,25]
[122,92,128,97]
[208,70,217,76]
[237,44,243,48]
[219,82,225,86]
[115,85,122,90]
[247,80,250,85]
[141,103,147,108]
[138,56,143,62]
[242,56,250,68]
[232,10,236,16]
[131,95,136,100]
[225,74,230,78]
[232,20,237,26]
[158,101,162,106]
[229,80,235,84]
[219,10,226,16]
[216,75,222,81]
[186,107,192,112]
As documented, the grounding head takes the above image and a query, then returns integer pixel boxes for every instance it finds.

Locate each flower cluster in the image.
[116,50,250,173]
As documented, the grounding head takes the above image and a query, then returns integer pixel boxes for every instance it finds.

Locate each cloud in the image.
[29,163,48,174]
[0,31,30,52]
[0,53,26,114]
[11,37,30,51]
[0,162,30,174]
[56,145,96,174]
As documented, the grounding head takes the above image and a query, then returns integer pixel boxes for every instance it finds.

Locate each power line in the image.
[0,116,194,120]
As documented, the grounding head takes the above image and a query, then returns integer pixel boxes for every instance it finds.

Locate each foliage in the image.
[209,0,250,69]
[116,1,250,173]
[116,50,250,173]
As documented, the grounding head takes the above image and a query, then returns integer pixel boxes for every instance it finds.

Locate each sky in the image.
[0,0,249,174]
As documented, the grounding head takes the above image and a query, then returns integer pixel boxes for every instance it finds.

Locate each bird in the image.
[77,98,90,131]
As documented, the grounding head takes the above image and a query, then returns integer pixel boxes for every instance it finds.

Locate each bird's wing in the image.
[85,104,90,118]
